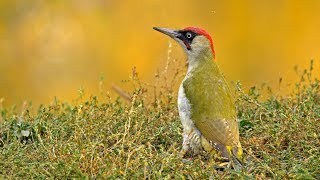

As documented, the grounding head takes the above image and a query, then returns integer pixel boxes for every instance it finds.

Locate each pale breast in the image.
[178,82,194,132]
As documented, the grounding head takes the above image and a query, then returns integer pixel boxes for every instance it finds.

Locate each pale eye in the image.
[186,32,193,39]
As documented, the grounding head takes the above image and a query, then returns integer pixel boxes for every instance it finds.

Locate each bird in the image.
[153,26,243,169]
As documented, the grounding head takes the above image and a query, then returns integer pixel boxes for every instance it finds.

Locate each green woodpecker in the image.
[153,26,243,169]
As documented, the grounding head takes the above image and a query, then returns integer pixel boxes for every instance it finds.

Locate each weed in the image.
[0,60,319,179]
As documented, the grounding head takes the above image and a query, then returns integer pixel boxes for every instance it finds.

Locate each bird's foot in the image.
[180,148,188,158]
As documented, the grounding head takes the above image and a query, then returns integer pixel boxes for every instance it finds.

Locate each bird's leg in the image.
[180,133,190,158]
[188,128,202,155]
[181,127,202,159]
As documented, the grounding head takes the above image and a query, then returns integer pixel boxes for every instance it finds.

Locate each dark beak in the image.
[153,27,179,38]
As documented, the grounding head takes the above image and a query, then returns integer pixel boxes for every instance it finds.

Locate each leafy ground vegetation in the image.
[0,60,319,179]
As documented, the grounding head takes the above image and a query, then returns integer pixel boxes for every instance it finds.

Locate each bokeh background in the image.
[1,0,320,106]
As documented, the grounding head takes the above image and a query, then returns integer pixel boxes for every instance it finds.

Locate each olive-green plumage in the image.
[183,59,239,146]
[153,26,243,170]
[183,56,243,168]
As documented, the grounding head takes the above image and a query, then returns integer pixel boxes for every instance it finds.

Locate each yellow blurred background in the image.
[0,0,320,106]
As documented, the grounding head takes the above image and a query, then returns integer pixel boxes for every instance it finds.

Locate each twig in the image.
[111,83,132,102]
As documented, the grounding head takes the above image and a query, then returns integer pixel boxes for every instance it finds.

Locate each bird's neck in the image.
[187,47,214,73]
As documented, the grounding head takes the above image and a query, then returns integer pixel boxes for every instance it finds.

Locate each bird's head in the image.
[153,26,215,61]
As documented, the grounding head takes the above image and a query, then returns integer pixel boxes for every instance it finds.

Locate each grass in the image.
[0,60,319,179]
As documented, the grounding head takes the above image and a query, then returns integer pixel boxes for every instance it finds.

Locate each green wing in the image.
[183,60,239,146]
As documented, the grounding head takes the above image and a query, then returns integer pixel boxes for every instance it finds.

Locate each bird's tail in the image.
[226,142,243,171]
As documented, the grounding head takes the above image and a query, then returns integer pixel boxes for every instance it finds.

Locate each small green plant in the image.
[0,61,319,179]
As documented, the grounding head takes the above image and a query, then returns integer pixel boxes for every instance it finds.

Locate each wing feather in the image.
[183,60,239,147]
